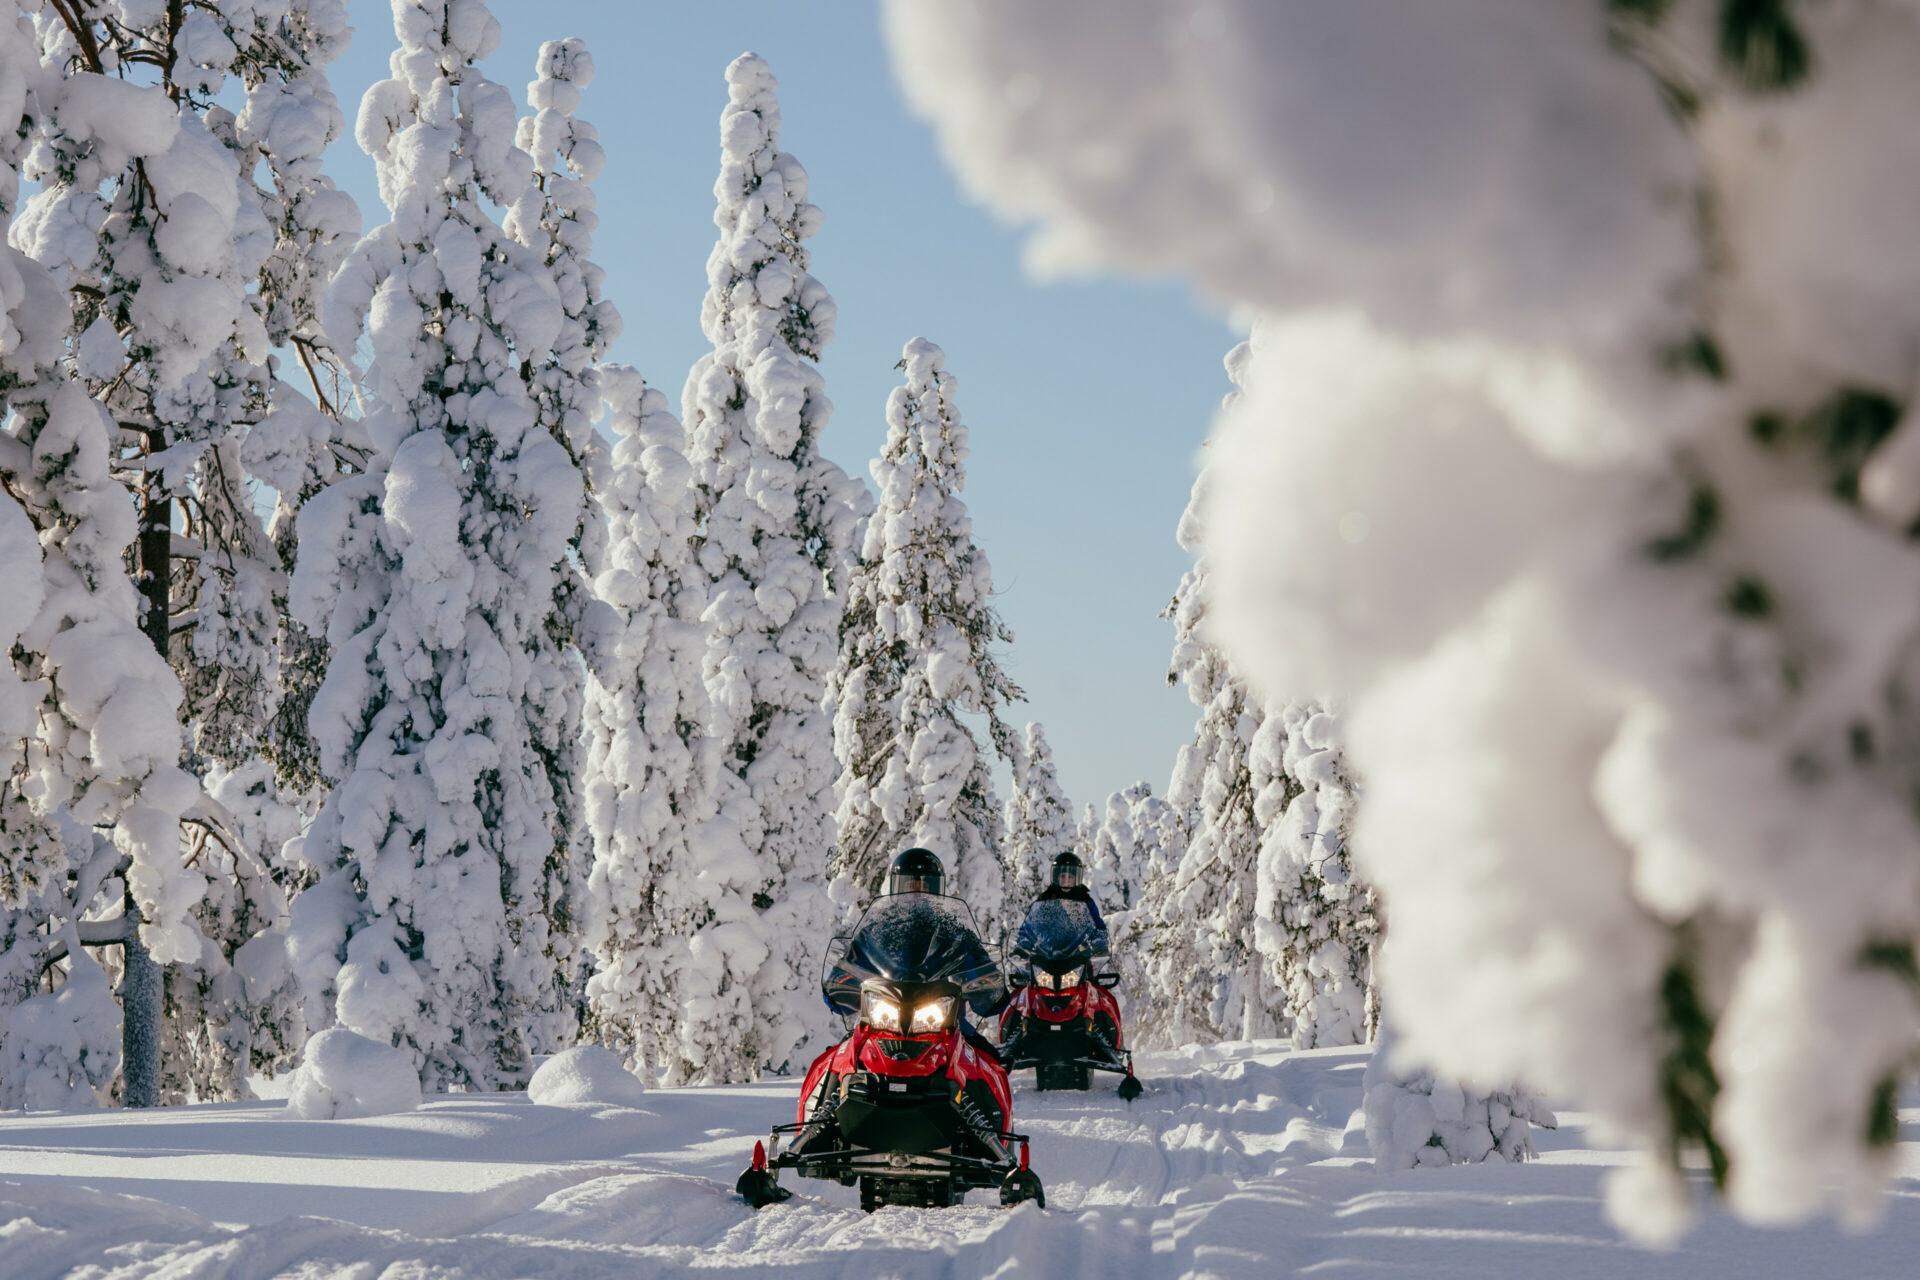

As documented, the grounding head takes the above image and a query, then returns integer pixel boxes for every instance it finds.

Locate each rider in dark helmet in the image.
[824,847,1008,1060]
[1035,851,1105,931]
[885,845,946,896]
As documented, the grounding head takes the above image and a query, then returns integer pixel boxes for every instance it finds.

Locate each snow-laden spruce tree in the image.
[887,0,1920,1235]
[2,21,211,1108]
[683,53,861,1070]
[1253,702,1377,1050]
[829,338,1022,927]
[161,765,303,1102]
[582,367,765,1085]
[291,0,582,1090]
[1146,352,1279,1044]
[232,0,366,800]
[18,0,281,778]
[1107,783,1183,1034]
[504,35,621,1054]
[1001,721,1075,922]
[13,0,363,1103]
[1089,781,1155,911]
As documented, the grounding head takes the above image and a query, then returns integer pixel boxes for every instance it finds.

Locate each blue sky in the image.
[325,0,1239,812]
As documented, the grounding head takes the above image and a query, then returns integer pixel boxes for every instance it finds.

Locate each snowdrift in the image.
[283,1028,421,1120]
[527,1045,649,1108]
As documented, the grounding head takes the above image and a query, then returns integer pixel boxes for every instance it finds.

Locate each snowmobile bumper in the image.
[1002,1026,1139,1085]
[737,1071,1043,1208]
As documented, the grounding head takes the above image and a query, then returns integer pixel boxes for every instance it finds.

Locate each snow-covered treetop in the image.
[863,338,1000,684]
[508,36,619,475]
[701,52,834,366]
[346,0,523,237]
[328,0,561,449]
[233,0,362,362]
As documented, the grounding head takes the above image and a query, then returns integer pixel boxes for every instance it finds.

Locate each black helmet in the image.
[886,847,945,896]
[1051,851,1083,891]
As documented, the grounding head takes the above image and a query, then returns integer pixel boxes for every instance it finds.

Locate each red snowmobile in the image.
[735,893,1047,1212]
[997,899,1144,1099]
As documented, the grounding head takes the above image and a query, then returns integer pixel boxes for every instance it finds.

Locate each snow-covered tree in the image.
[1,17,211,1108]
[1144,349,1278,1045]
[1107,783,1183,1033]
[233,0,366,800]
[1253,702,1376,1050]
[828,338,1021,928]
[290,0,583,1090]
[1089,780,1155,911]
[16,1,314,777]
[8,0,363,1103]
[582,367,762,1085]
[160,761,303,1101]
[1077,800,1099,864]
[682,53,859,1071]
[504,35,621,1055]
[1001,721,1075,923]
[886,0,1920,1234]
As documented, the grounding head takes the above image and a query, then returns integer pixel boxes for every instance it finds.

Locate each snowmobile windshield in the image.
[1014,898,1109,964]
[825,894,1003,1015]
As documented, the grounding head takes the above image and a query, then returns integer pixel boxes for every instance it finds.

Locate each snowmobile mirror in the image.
[1008,970,1031,989]
[1094,973,1120,989]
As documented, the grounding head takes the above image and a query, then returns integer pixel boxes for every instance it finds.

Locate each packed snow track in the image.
[3,1041,1916,1278]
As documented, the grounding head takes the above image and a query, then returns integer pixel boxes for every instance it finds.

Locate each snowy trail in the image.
[3,1041,1917,1278]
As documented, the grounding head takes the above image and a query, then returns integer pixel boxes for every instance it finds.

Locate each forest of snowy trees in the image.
[0,0,1377,1121]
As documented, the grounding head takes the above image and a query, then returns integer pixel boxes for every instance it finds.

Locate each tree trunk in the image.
[124,454,171,1107]
[121,891,160,1108]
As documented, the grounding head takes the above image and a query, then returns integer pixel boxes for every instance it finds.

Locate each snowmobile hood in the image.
[1014,899,1109,964]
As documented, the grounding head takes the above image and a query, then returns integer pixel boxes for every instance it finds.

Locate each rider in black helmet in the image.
[1035,851,1105,931]
[885,845,946,896]
[824,848,1009,1059]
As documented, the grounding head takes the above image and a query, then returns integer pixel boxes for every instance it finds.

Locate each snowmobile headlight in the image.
[1035,970,1054,990]
[863,993,903,1031]
[1058,970,1082,989]
[909,998,953,1033]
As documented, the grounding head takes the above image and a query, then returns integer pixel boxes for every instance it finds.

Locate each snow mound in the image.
[1363,1029,1553,1170]
[527,1046,648,1108]
[284,1029,421,1120]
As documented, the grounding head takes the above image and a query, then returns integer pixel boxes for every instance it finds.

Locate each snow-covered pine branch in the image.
[828,338,1023,929]
[231,0,367,801]
[682,53,859,1072]
[290,0,582,1090]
